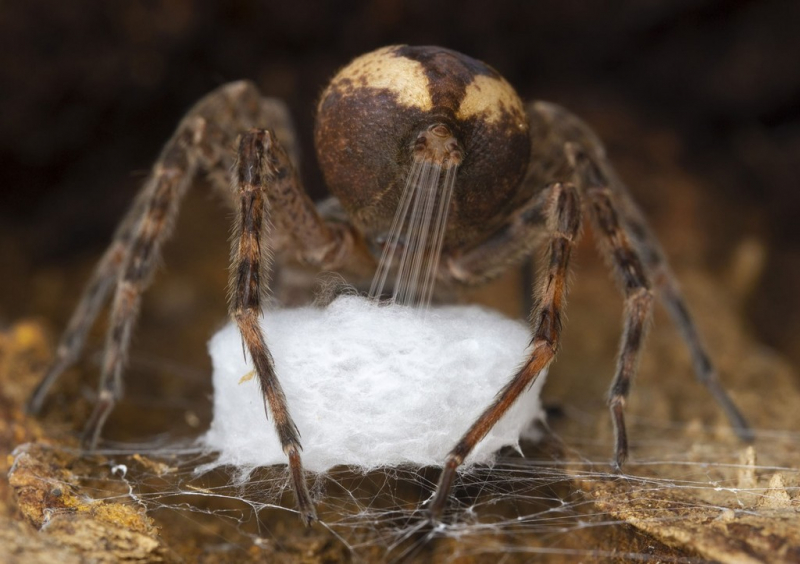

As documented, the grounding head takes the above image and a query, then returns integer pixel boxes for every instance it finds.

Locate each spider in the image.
[27,45,752,524]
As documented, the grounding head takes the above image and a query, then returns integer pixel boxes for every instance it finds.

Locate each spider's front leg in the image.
[229,129,373,525]
[230,130,312,523]
[430,181,582,520]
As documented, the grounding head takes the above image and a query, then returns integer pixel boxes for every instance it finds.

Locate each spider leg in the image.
[570,144,752,463]
[31,80,368,523]
[527,99,750,459]
[30,82,328,433]
[567,144,656,468]
[443,189,550,286]
[28,82,262,421]
[26,197,145,414]
[430,181,582,520]
[608,182,753,440]
[82,116,207,448]
[229,129,337,525]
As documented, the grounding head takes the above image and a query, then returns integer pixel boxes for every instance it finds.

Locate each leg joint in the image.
[628,286,654,308]
[445,451,464,469]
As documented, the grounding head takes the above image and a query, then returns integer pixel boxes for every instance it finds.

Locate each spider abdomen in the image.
[314,45,531,243]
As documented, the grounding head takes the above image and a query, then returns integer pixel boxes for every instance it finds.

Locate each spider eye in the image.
[431,124,450,138]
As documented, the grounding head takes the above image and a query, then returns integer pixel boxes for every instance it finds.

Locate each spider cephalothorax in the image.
[28,45,751,526]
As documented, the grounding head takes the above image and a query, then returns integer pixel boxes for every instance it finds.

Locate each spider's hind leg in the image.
[569,144,655,468]
[26,198,144,415]
[82,116,208,448]
[28,81,270,443]
[599,163,753,441]
[568,143,752,468]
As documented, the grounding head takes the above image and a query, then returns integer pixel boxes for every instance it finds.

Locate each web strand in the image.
[369,159,459,309]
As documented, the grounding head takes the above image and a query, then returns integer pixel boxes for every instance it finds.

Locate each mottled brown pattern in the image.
[315,46,531,250]
[79,120,202,449]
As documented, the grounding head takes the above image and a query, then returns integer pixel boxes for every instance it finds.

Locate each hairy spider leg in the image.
[82,116,206,448]
[29,80,373,525]
[28,82,264,420]
[430,182,582,520]
[567,145,655,468]
[228,128,338,526]
[570,144,752,467]
[27,197,144,414]
[607,175,753,440]
[219,129,374,530]
[224,121,375,526]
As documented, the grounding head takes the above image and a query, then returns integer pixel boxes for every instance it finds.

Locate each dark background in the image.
[1,0,799,364]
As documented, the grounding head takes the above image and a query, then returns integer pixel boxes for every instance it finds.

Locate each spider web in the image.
[11,251,800,562]
[21,408,799,563]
